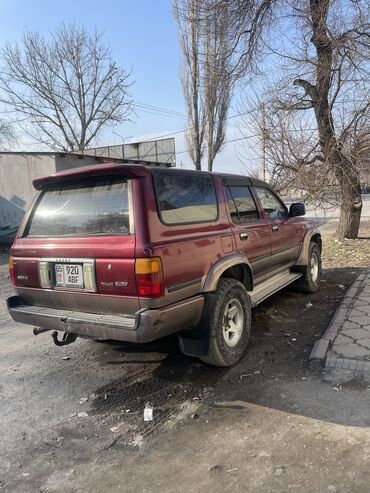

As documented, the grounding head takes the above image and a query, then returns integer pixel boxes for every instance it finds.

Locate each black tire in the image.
[295,242,322,293]
[199,278,251,367]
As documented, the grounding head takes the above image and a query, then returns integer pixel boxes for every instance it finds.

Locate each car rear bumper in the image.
[7,295,205,343]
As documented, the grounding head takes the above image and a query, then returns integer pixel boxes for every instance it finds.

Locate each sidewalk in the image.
[311,270,370,374]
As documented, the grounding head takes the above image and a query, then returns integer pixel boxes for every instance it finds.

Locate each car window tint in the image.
[226,187,239,222]
[255,187,288,219]
[153,172,218,224]
[27,179,130,236]
[226,186,259,223]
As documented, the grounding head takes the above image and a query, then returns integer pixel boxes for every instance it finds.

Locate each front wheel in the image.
[295,242,322,293]
[200,279,251,367]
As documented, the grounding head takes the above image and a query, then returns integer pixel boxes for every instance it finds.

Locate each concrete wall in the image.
[0,153,106,228]
[0,154,55,228]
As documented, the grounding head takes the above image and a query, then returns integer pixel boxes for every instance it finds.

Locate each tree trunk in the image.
[336,162,363,239]
[207,123,214,171]
[301,0,363,239]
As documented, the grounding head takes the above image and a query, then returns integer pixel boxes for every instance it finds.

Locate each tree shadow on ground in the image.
[91,267,368,428]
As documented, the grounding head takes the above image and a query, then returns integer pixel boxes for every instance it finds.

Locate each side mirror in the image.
[290,202,305,217]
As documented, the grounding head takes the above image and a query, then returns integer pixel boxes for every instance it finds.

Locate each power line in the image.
[143,124,320,159]
[1,68,368,112]
[133,107,187,120]
[145,107,261,141]
[2,68,368,138]
[132,101,186,118]
[2,69,368,161]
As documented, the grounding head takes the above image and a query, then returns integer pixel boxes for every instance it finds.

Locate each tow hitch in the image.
[33,327,77,346]
[51,331,78,346]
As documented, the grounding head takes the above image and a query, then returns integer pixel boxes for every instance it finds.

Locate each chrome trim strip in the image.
[38,257,95,264]
[270,244,301,256]
[249,252,270,264]
[37,258,96,293]
[167,278,202,294]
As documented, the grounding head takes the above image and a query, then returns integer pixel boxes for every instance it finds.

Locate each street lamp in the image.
[112,132,134,159]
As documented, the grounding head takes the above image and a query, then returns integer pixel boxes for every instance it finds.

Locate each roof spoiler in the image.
[33,164,149,190]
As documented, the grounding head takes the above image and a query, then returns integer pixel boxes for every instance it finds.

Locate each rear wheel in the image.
[295,242,322,293]
[200,278,251,367]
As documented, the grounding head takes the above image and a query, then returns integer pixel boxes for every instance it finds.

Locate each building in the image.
[0,142,175,228]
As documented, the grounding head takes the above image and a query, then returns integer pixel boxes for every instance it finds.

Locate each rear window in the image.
[153,172,218,225]
[27,178,130,236]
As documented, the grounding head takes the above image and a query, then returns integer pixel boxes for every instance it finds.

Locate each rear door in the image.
[12,176,139,316]
[254,186,301,271]
[224,181,272,281]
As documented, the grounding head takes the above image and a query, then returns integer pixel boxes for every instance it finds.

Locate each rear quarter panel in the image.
[134,175,234,308]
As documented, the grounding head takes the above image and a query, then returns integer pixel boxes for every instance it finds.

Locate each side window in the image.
[255,187,288,219]
[226,187,238,222]
[226,186,259,223]
[153,172,218,225]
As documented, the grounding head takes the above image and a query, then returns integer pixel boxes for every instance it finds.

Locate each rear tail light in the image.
[83,263,96,292]
[39,261,52,288]
[9,256,15,286]
[135,257,163,297]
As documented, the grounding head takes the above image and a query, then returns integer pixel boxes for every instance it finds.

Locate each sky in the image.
[0,0,260,173]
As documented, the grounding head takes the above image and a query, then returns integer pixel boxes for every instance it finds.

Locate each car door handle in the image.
[239,232,249,240]
[272,225,279,232]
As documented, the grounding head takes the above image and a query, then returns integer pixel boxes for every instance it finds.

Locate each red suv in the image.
[7,164,322,366]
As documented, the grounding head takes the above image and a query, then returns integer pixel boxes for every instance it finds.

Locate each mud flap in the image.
[178,329,209,357]
[177,293,215,357]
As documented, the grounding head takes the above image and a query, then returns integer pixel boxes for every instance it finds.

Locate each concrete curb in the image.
[309,272,366,362]
[326,355,370,373]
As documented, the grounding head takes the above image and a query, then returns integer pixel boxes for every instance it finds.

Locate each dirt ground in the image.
[0,224,370,493]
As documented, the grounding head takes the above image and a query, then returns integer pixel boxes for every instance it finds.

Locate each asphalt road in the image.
[2,264,370,492]
[305,194,370,221]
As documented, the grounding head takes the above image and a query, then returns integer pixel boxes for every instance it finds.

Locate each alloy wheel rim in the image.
[310,252,319,282]
[222,298,244,348]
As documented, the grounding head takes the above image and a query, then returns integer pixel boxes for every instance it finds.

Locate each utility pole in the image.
[259,103,266,181]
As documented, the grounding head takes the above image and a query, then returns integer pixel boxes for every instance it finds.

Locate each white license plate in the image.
[55,263,84,289]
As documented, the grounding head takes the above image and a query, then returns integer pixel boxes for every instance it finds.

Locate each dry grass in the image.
[322,235,370,268]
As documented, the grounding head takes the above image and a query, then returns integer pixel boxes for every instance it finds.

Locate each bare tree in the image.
[291,0,366,239]
[203,1,233,171]
[174,0,206,170]
[219,0,276,78]
[174,0,234,172]
[239,1,370,239]
[0,24,132,152]
[0,119,15,149]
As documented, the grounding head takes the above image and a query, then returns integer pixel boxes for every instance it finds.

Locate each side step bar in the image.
[249,270,302,307]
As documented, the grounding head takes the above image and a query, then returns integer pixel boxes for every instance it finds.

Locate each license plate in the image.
[55,263,84,289]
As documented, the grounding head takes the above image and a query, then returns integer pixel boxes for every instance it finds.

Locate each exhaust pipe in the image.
[33,327,52,336]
